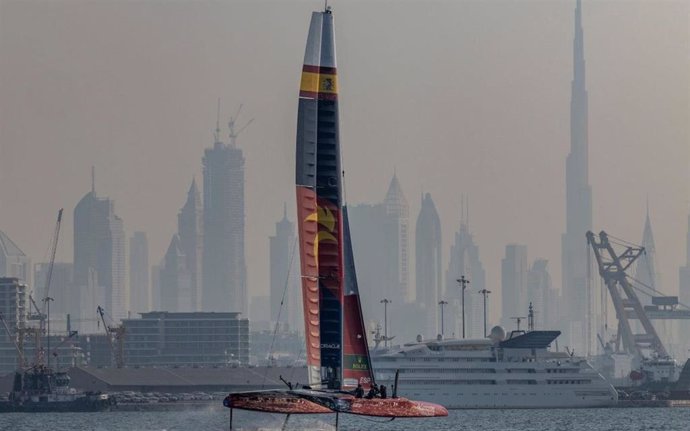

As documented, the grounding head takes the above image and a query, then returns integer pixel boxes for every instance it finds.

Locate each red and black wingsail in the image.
[295,9,343,390]
[224,8,447,419]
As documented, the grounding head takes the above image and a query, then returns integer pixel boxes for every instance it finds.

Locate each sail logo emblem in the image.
[353,355,369,370]
[305,205,338,265]
[321,77,335,92]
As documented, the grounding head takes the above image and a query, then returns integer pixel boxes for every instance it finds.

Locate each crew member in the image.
[354,384,364,398]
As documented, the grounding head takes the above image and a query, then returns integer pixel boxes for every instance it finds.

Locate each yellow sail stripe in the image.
[300,72,338,94]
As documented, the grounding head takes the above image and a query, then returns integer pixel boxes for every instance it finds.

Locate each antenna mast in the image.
[214,98,221,143]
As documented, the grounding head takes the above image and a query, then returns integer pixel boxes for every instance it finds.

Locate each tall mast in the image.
[295,9,343,390]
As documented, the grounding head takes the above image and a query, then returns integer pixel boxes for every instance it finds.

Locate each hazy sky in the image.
[1,0,688,322]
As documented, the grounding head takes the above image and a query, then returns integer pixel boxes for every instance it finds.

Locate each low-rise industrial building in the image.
[123,312,249,366]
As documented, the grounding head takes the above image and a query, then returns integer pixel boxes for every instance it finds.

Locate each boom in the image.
[586,231,668,358]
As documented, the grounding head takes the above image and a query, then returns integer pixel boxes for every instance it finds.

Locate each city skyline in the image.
[1,0,687,328]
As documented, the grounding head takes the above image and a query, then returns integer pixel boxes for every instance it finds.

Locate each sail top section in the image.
[300,12,338,101]
[303,11,337,69]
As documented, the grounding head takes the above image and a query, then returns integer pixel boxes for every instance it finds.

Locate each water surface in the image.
[1,408,689,431]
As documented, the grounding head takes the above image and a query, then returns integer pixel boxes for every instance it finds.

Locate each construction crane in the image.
[96,306,125,368]
[22,209,64,369]
[227,104,254,146]
[586,230,668,359]
[26,294,46,366]
[42,208,63,370]
[42,209,63,302]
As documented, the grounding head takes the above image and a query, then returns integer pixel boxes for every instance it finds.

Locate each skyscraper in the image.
[349,203,389,323]
[202,122,247,314]
[269,204,300,331]
[160,234,193,312]
[635,208,660,304]
[680,215,690,307]
[445,203,486,339]
[348,175,410,330]
[73,175,126,328]
[0,231,30,284]
[150,263,161,311]
[679,215,690,360]
[635,208,677,357]
[383,173,410,302]
[415,193,442,338]
[129,231,150,314]
[501,244,528,330]
[561,0,592,349]
[178,179,203,311]
[527,259,554,329]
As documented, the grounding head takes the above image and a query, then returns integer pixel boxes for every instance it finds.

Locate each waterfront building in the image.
[77,334,111,367]
[445,203,487,339]
[202,125,247,314]
[561,0,592,352]
[415,193,442,338]
[0,277,27,373]
[269,204,301,332]
[0,231,30,284]
[129,231,150,315]
[122,312,249,366]
[73,176,126,329]
[501,244,528,330]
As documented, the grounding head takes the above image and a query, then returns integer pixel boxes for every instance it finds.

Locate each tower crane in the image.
[227,104,254,146]
[23,209,64,368]
[96,306,125,368]
[586,230,668,359]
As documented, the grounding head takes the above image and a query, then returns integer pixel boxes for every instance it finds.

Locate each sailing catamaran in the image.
[223,6,448,424]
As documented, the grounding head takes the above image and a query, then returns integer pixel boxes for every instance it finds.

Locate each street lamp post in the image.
[380,298,391,347]
[438,300,448,338]
[457,276,470,339]
[478,289,491,337]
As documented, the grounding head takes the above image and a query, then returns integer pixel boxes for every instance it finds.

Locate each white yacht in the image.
[372,327,617,409]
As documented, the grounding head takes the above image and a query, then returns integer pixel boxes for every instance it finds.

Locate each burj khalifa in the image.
[561,0,592,351]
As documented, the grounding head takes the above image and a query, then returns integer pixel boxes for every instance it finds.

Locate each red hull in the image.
[344,397,448,417]
[225,390,448,418]
[224,391,332,414]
